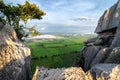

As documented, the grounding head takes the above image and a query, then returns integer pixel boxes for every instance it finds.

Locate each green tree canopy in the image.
[0,0,45,41]
[21,1,45,23]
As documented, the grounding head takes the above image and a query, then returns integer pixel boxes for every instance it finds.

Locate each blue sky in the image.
[4,0,118,34]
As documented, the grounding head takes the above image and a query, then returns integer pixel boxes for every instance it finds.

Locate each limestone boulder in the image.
[110,27,120,47]
[75,0,120,72]
[0,22,31,80]
[82,46,102,71]
[95,1,120,33]
[90,48,112,68]
[84,37,98,46]
[32,67,88,80]
[105,47,120,63]
[88,64,120,80]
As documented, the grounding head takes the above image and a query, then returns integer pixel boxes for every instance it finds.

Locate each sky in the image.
[4,0,118,34]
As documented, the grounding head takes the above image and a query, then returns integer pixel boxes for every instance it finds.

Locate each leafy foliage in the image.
[28,26,40,37]
[21,1,45,23]
[0,0,45,41]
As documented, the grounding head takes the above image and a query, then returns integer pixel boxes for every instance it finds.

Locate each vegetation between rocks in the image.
[27,36,88,74]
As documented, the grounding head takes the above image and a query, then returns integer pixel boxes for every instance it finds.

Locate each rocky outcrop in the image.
[83,46,102,71]
[32,67,88,80]
[73,0,120,71]
[0,22,31,80]
[87,64,120,80]
[105,47,120,63]
[95,1,119,33]
[33,64,120,80]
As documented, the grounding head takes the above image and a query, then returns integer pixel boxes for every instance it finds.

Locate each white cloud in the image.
[3,0,118,33]
[72,16,96,21]
[4,0,98,27]
[40,27,46,31]
[38,0,98,27]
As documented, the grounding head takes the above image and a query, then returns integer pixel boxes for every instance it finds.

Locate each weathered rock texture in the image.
[87,64,120,80]
[0,22,31,80]
[32,67,88,80]
[74,0,120,71]
[95,0,120,33]
[33,64,120,80]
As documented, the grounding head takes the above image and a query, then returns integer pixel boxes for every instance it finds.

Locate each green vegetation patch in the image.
[27,36,88,74]
[43,43,65,48]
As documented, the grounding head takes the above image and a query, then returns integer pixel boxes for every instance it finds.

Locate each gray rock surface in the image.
[105,47,120,63]
[88,64,120,80]
[95,1,119,33]
[90,48,112,68]
[32,67,88,80]
[83,46,102,71]
[0,22,31,80]
[33,64,120,80]
[110,27,120,47]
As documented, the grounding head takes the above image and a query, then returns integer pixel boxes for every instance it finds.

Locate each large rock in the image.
[32,67,88,80]
[33,64,120,80]
[82,46,102,71]
[74,0,120,71]
[90,48,112,68]
[95,1,120,33]
[88,64,120,80]
[0,22,31,80]
[105,47,120,63]
[110,27,120,47]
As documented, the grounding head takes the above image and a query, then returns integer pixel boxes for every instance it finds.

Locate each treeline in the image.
[0,0,45,41]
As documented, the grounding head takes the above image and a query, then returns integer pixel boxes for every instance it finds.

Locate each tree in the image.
[0,0,45,41]
[21,1,45,24]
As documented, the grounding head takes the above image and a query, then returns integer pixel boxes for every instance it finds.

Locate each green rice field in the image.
[27,36,88,74]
